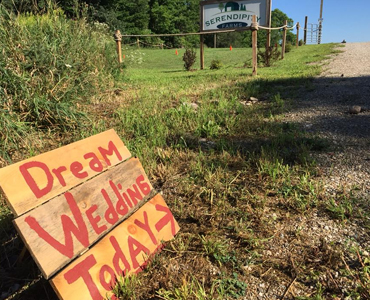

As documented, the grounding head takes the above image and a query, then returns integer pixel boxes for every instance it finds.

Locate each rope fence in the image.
[114,16,310,76]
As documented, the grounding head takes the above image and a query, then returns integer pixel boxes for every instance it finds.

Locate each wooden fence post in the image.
[137,38,140,49]
[281,20,287,59]
[304,16,308,45]
[252,15,258,76]
[113,30,122,64]
[200,34,205,70]
[296,22,300,47]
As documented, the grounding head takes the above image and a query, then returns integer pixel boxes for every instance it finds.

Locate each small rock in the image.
[349,105,361,114]
[248,96,259,103]
[183,102,199,110]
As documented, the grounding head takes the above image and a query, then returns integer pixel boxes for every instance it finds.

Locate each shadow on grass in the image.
[1,74,369,300]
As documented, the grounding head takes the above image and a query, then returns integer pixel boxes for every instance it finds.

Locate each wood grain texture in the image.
[0,129,131,217]
[14,158,152,279]
[51,194,180,300]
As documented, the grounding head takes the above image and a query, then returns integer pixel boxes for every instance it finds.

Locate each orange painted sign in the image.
[0,130,180,300]
[51,194,179,300]
[0,129,131,217]
[14,158,153,279]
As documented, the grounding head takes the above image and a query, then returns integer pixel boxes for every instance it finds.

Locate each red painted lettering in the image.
[99,265,116,291]
[136,175,151,196]
[84,152,104,173]
[25,192,89,258]
[134,211,158,246]
[70,161,88,179]
[86,205,107,235]
[64,255,102,300]
[127,184,142,206]
[52,166,67,187]
[19,161,53,198]
[110,236,131,276]
[123,192,133,208]
[127,236,150,269]
[98,141,122,166]
[109,181,129,216]
[155,204,177,236]
[101,189,119,225]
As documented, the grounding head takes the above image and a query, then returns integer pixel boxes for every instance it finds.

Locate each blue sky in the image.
[272,0,370,43]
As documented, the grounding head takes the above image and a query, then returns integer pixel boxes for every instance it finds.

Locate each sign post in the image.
[200,0,270,74]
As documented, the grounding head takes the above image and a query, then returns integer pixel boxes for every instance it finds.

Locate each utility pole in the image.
[318,0,323,44]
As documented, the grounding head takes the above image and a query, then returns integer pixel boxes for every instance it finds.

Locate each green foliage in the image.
[183,48,196,71]
[216,273,247,299]
[285,42,293,53]
[110,275,142,300]
[116,0,150,34]
[0,4,118,160]
[209,59,223,70]
[257,46,281,67]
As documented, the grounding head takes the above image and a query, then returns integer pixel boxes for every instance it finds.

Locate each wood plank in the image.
[51,194,179,300]
[0,129,131,217]
[14,158,152,279]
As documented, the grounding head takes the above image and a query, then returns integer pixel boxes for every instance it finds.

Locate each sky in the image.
[271,0,370,44]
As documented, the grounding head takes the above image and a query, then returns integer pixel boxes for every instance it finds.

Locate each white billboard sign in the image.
[201,0,270,32]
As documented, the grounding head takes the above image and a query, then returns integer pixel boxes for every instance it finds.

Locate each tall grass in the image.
[0,4,118,161]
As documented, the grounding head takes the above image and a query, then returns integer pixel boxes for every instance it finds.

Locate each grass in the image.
[1,9,369,299]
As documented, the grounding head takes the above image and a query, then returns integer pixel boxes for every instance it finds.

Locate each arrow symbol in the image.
[155,204,176,236]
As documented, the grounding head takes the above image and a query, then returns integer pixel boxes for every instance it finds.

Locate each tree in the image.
[218,3,224,13]
[116,0,150,34]
[248,9,296,48]
[149,0,199,47]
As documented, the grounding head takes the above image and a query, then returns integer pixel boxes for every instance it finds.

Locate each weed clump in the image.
[210,59,222,70]
[258,46,281,67]
[285,42,293,53]
[183,48,196,71]
[0,5,118,161]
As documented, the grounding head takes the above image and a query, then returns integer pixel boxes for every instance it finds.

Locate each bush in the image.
[182,48,196,71]
[285,43,293,53]
[0,4,118,160]
[258,46,281,67]
[210,59,222,70]
[298,39,304,46]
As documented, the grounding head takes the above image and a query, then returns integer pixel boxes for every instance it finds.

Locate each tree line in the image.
[0,0,296,48]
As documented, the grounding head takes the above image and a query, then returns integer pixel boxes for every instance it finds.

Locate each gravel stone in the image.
[283,42,370,201]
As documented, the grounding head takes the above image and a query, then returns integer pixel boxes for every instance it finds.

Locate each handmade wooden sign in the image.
[0,129,180,300]
[0,129,131,217]
[52,194,179,300]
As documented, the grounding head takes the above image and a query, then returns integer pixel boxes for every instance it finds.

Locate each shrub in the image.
[299,39,304,46]
[0,4,118,160]
[285,43,293,53]
[182,48,196,71]
[258,46,281,67]
[210,59,222,70]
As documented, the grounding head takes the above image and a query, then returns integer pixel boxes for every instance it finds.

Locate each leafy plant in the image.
[183,48,196,71]
[110,275,142,300]
[216,273,247,299]
[210,59,222,70]
[285,42,293,53]
[258,46,281,67]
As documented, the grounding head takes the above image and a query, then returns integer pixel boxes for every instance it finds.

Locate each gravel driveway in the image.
[284,42,370,200]
[245,42,370,300]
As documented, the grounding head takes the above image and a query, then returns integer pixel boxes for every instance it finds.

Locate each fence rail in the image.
[114,16,308,76]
